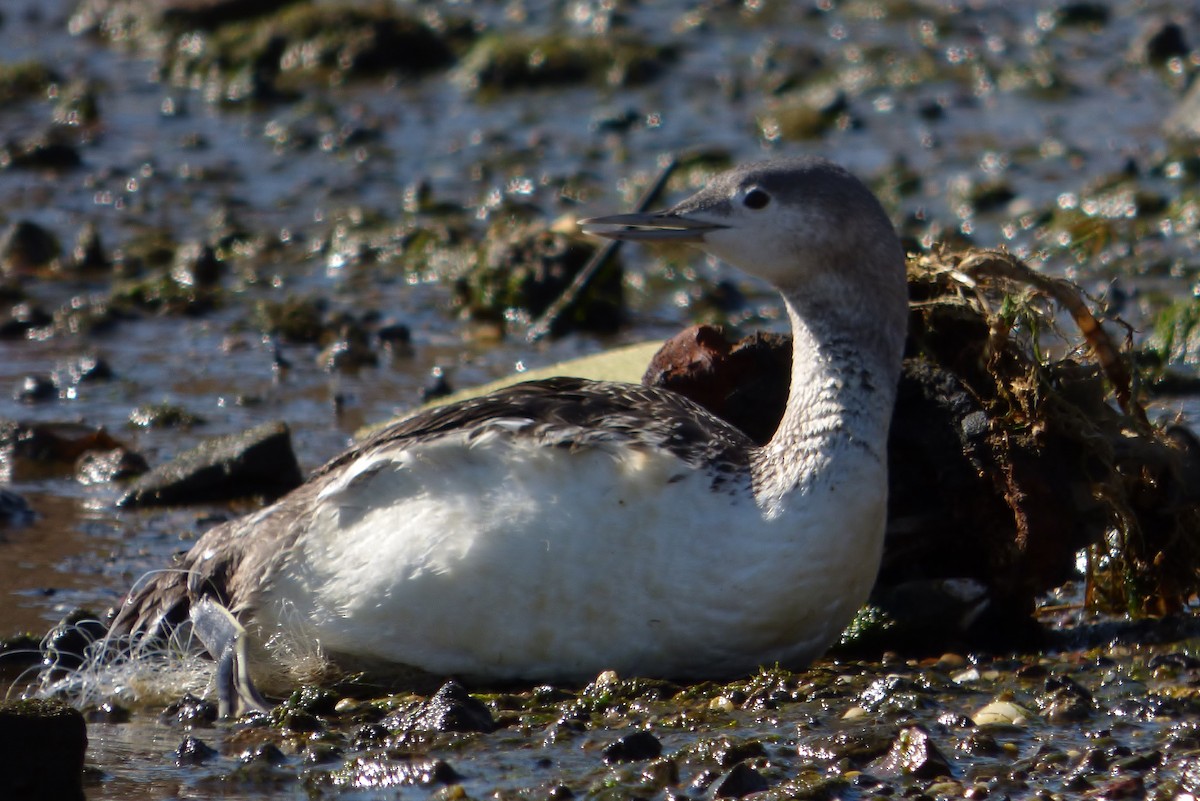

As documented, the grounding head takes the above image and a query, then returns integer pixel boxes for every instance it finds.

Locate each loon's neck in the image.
[750,293,904,514]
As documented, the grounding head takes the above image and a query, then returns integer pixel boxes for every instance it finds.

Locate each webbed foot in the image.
[190,597,271,718]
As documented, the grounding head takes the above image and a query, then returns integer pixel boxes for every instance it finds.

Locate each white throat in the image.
[750,292,902,516]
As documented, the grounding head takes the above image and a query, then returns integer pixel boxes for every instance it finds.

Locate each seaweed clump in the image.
[902,249,1200,619]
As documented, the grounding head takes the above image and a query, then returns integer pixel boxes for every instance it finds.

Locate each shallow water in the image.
[2,0,1200,796]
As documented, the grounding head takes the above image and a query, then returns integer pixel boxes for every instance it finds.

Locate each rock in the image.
[0,421,124,478]
[239,742,286,766]
[867,725,953,779]
[1036,675,1094,723]
[0,699,87,801]
[0,135,82,171]
[0,220,60,274]
[643,327,788,446]
[796,722,896,764]
[128,403,204,429]
[385,680,496,734]
[1129,18,1189,64]
[376,320,411,347]
[174,734,218,765]
[13,374,56,403]
[0,488,34,526]
[160,693,218,727]
[0,302,52,339]
[83,702,129,724]
[170,242,221,288]
[118,420,303,507]
[40,609,108,673]
[712,763,769,798]
[457,222,622,335]
[421,366,453,401]
[972,699,1035,726]
[75,448,150,484]
[603,730,662,763]
[0,633,42,677]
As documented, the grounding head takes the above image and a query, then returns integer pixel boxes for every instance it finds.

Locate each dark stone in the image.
[1111,750,1162,773]
[171,242,222,288]
[174,734,218,765]
[1055,2,1110,26]
[1139,20,1189,63]
[301,742,343,765]
[1,421,124,477]
[160,693,218,727]
[0,220,60,274]
[602,730,662,763]
[239,742,286,766]
[388,680,496,734]
[118,420,303,507]
[0,698,87,801]
[0,488,34,526]
[712,762,769,798]
[14,374,57,403]
[377,320,411,346]
[421,367,453,401]
[84,702,130,723]
[1,137,82,171]
[856,675,936,715]
[1037,675,1094,723]
[867,726,953,780]
[279,710,322,732]
[0,633,42,677]
[40,609,107,673]
[0,302,52,338]
[351,722,390,749]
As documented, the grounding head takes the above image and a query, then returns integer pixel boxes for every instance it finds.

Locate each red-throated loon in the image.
[94,157,907,715]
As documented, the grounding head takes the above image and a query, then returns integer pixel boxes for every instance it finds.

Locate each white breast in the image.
[253,429,887,682]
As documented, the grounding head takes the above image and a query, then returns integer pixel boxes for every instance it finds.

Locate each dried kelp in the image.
[907,249,1200,617]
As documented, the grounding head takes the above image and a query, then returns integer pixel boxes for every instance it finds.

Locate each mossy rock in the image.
[454,223,622,335]
[168,0,457,98]
[456,33,675,94]
[0,699,87,801]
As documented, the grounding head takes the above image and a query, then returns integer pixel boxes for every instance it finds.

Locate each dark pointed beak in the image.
[579,212,728,243]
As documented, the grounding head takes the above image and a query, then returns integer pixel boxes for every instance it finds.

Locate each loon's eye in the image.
[743,188,771,210]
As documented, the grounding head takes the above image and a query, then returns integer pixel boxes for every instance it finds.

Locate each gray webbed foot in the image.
[190,597,272,718]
